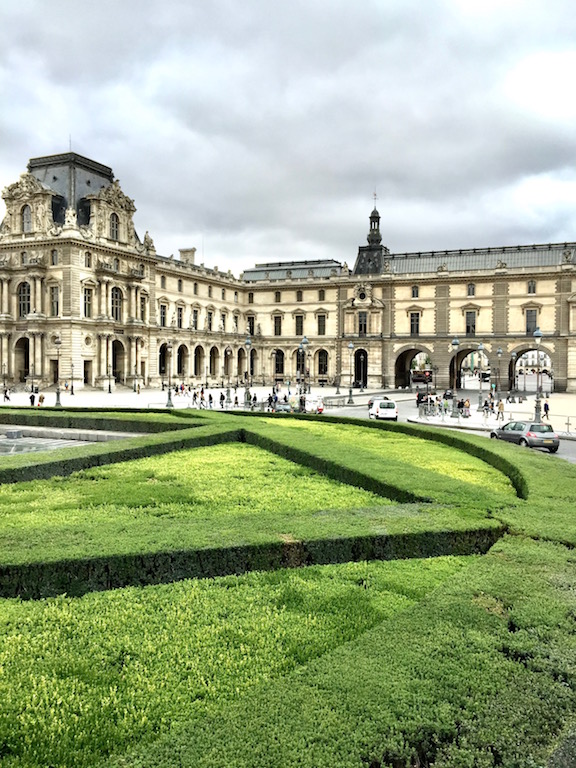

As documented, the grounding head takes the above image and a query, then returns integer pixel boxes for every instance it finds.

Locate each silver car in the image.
[490,421,559,453]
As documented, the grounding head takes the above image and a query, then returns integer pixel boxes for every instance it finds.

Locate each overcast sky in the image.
[1,0,575,275]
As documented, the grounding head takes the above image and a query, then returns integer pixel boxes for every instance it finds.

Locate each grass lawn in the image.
[0,409,574,767]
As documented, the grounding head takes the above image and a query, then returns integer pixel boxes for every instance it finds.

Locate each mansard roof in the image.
[242,259,344,282]
[383,242,575,275]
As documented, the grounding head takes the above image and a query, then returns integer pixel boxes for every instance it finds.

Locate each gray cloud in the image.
[2,0,576,273]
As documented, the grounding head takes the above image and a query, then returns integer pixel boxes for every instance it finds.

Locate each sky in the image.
[1,0,576,276]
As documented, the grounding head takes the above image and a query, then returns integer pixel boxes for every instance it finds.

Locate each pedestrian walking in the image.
[497,400,505,421]
[3,388,10,402]
[543,399,550,420]
[29,392,35,406]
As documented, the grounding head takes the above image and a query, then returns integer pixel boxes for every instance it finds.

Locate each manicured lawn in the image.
[0,409,575,767]
[0,557,472,768]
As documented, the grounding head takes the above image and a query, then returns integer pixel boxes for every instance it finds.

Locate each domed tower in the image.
[353,203,389,274]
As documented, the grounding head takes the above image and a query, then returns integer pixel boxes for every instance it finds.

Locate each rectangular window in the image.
[295,315,303,336]
[50,286,59,317]
[177,307,183,329]
[317,314,326,335]
[140,296,146,322]
[247,316,255,335]
[359,311,368,336]
[160,304,167,327]
[233,314,238,331]
[84,288,92,318]
[465,311,476,336]
[410,312,420,337]
[192,309,198,330]
[207,311,213,331]
[275,291,281,303]
[220,313,226,331]
[274,316,282,336]
[248,292,254,304]
[526,308,538,335]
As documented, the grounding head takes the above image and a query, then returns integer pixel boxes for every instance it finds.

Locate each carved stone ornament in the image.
[496,259,507,269]
[92,180,136,213]
[563,249,573,263]
[2,173,47,202]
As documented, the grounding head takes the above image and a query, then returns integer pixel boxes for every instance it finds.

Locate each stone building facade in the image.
[1,152,575,394]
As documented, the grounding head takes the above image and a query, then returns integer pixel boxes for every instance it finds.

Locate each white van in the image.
[369,399,398,421]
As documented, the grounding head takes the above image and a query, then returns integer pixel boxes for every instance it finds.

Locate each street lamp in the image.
[108,364,112,394]
[477,342,484,410]
[495,347,502,401]
[300,336,309,394]
[225,348,232,406]
[70,362,74,395]
[451,337,460,418]
[2,362,6,390]
[511,352,517,401]
[55,337,62,407]
[166,342,173,408]
[347,341,354,405]
[306,348,311,394]
[133,364,137,393]
[534,327,543,420]
[360,353,365,392]
[30,364,34,397]
[244,336,252,405]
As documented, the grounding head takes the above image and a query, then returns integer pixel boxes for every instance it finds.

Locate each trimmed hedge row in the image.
[0,407,198,433]
[0,425,241,484]
[241,429,429,504]
[109,536,576,768]
[0,526,504,600]
[216,410,530,500]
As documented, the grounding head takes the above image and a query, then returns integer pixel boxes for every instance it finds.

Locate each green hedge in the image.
[0,526,503,600]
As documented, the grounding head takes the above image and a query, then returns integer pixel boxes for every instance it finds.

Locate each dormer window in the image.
[109,213,119,240]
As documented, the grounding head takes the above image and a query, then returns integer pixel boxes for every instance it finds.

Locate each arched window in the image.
[51,249,58,265]
[411,285,419,299]
[527,280,536,295]
[160,276,166,289]
[18,282,31,317]
[296,290,303,302]
[467,283,476,297]
[318,349,329,376]
[113,258,120,272]
[109,213,119,240]
[193,282,198,295]
[21,205,32,233]
[178,279,183,293]
[318,289,325,301]
[111,287,123,322]
[274,349,285,375]
[85,252,92,268]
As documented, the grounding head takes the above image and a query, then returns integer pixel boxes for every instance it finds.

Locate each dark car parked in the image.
[490,421,559,453]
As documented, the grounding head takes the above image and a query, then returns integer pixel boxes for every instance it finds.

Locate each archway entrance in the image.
[112,340,126,383]
[13,337,30,383]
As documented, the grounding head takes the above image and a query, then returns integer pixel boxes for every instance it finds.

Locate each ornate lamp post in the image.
[477,342,484,410]
[306,347,311,394]
[495,347,503,401]
[510,351,517,398]
[30,364,34,397]
[347,341,355,405]
[166,342,173,408]
[133,364,137,393]
[533,327,542,421]
[55,337,62,407]
[451,337,460,417]
[2,363,6,390]
[300,336,309,394]
[225,348,232,406]
[244,337,252,406]
[70,362,74,395]
[360,352,365,392]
